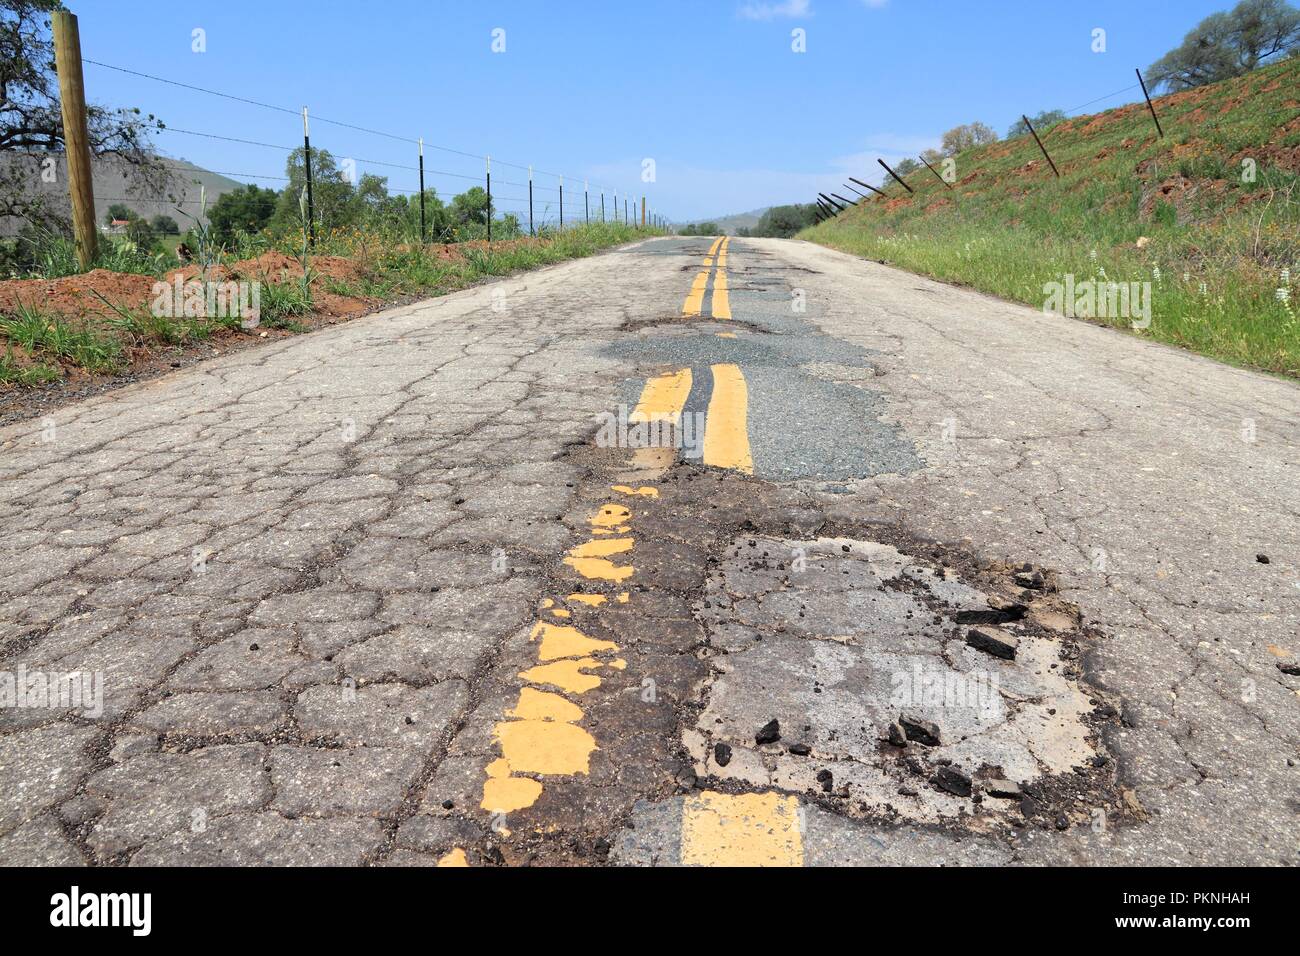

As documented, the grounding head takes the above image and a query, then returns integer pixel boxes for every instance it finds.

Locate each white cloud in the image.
[738,0,812,21]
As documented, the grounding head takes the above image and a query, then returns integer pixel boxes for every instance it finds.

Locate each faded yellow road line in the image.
[630,368,692,424]
[682,270,710,317]
[681,791,803,867]
[712,268,731,320]
[702,363,753,474]
[683,237,732,318]
[481,487,648,818]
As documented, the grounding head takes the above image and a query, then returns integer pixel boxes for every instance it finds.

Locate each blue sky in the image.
[73,0,1234,221]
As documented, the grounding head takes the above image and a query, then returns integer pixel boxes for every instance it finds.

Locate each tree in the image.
[149,213,178,234]
[0,0,167,230]
[450,186,490,228]
[208,184,277,246]
[123,216,151,246]
[892,158,921,176]
[1147,0,1300,91]
[939,122,999,156]
[103,202,135,225]
[1007,109,1067,138]
[270,146,356,235]
[752,205,817,238]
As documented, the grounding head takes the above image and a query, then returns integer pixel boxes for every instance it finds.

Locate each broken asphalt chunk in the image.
[713,742,733,767]
[1014,569,1047,590]
[966,625,1019,660]
[899,713,941,746]
[755,719,781,745]
[984,779,1022,799]
[933,765,972,797]
[887,721,908,747]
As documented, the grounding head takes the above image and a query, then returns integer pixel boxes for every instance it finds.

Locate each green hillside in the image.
[802,57,1300,376]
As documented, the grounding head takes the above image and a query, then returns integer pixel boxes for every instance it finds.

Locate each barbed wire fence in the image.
[65,46,665,257]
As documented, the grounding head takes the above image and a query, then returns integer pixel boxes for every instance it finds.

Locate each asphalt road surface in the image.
[1,235,1296,866]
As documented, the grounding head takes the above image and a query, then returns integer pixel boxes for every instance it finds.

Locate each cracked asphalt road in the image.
[1,235,1296,866]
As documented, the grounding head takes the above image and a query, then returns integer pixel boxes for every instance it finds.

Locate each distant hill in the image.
[677,206,770,235]
[0,154,247,236]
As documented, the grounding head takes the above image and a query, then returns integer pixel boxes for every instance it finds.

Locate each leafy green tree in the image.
[752,205,818,238]
[1007,109,1067,138]
[892,158,921,176]
[270,146,356,235]
[149,214,180,234]
[450,186,490,228]
[1148,0,1300,91]
[0,0,165,231]
[207,184,278,246]
[104,203,135,225]
[940,122,999,155]
[124,217,152,245]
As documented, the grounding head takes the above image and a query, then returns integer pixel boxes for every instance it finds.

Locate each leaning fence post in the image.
[1135,68,1164,139]
[418,138,426,243]
[848,176,886,197]
[51,10,97,269]
[486,155,492,242]
[302,107,315,247]
[601,190,605,222]
[919,155,953,189]
[1023,115,1060,177]
[877,158,914,193]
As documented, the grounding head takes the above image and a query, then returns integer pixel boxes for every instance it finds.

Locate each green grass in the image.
[363,221,655,298]
[259,276,314,329]
[0,222,659,385]
[801,57,1300,376]
[0,302,123,374]
[0,346,58,385]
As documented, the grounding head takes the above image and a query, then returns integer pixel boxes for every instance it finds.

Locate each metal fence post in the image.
[877,158,914,193]
[528,165,534,236]
[418,137,426,243]
[1023,115,1060,177]
[486,154,492,242]
[302,107,315,247]
[559,175,564,230]
[1136,68,1164,139]
[584,180,589,225]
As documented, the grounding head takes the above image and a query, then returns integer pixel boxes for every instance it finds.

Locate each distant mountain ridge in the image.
[0,154,246,236]
[677,206,769,235]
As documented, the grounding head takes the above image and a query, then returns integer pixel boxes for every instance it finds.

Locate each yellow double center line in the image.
[683,237,730,319]
[629,366,753,476]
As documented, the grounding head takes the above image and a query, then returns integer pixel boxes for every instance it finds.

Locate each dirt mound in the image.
[0,269,158,318]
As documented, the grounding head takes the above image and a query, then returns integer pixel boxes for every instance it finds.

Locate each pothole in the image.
[686,534,1125,832]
